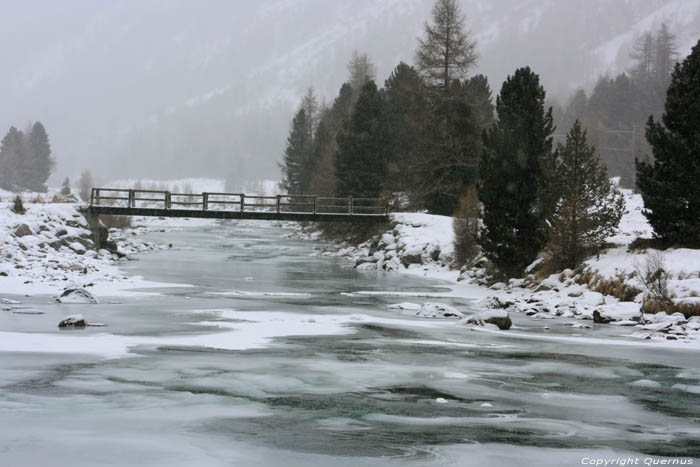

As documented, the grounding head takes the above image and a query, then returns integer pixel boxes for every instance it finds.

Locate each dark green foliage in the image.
[11,195,26,214]
[417,79,481,215]
[61,177,71,196]
[382,62,428,200]
[0,122,53,193]
[26,122,53,193]
[636,39,700,246]
[479,67,554,277]
[0,127,24,191]
[546,121,625,270]
[307,83,355,197]
[334,81,388,198]
[281,108,312,195]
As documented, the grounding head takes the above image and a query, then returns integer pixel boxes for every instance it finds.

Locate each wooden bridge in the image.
[86,188,389,222]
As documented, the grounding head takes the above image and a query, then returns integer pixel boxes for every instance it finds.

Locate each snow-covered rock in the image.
[387,302,421,311]
[416,302,464,319]
[56,288,99,304]
[14,224,33,237]
[465,310,512,330]
[58,314,87,328]
[68,242,87,254]
[593,302,642,324]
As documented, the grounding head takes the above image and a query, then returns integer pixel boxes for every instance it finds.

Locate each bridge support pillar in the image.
[83,209,107,251]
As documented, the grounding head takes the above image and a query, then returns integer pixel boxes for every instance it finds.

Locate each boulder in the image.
[68,242,87,254]
[387,302,421,311]
[14,224,33,237]
[593,303,642,324]
[58,314,87,328]
[56,288,99,304]
[56,228,68,237]
[466,310,512,330]
[416,302,464,319]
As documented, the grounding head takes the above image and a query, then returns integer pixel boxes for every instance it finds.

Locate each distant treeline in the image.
[280,0,700,278]
[0,122,54,193]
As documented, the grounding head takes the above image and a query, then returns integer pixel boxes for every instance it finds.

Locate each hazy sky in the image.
[1,0,698,186]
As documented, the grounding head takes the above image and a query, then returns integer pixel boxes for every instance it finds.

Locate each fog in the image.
[2,0,699,186]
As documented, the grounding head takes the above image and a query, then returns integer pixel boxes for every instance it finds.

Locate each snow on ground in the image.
[0,200,186,298]
[304,187,700,347]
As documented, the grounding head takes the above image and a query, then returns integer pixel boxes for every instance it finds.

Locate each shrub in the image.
[11,195,26,214]
[635,251,672,304]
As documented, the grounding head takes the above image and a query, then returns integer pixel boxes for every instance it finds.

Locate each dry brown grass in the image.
[573,270,642,302]
[642,299,700,318]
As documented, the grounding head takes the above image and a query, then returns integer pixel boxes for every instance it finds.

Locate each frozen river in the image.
[1,221,699,466]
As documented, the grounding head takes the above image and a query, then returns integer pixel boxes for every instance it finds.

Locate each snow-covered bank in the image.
[0,201,181,297]
[302,188,700,347]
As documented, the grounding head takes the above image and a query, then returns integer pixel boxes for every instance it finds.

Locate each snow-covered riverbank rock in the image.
[416,302,464,319]
[57,288,99,304]
[465,310,512,330]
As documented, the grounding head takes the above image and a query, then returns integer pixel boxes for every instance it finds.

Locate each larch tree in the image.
[636,39,700,246]
[415,0,477,91]
[478,67,555,277]
[78,169,94,202]
[546,121,625,270]
[347,51,376,91]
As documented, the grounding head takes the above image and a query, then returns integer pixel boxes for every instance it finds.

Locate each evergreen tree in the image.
[301,87,319,142]
[0,127,24,191]
[546,121,625,270]
[334,81,388,198]
[26,121,53,192]
[78,169,94,202]
[636,39,700,246]
[61,177,72,196]
[416,79,481,215]
[464,74,494,132]
[307,83,355,197]
[280,108,311,195]
[383,62,429,199]
[415,0,477,90]
[479,67,555,277]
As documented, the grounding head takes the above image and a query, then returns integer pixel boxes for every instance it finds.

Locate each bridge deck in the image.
[87,188,389,222]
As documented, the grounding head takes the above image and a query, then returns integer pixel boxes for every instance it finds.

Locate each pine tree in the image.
[280,108,311,195]
[479,67,555,277]
[78,169,94,202]
[0,127,24,191]
[335,81,388,198]
[26,121,53,192]
[383,62,429,199]
[307,84,354,197]
[546,121,625,270]
[636,39,700,246]
[61,177,72,196]
[416,79,481,215]
[415,0,477,90]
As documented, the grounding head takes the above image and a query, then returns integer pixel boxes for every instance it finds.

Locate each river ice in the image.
[0,221,699,466]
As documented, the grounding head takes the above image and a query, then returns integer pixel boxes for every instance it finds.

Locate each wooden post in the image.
[385,199,389,216]
[90,188,95,206]
[166,192,171,209]
[128,189,134,208]
[276,195,281,214]
[202,193,208,211]
[240,194,245,212]
[313,196,317,214]
[95,189,100,206]
[349,196,353,215]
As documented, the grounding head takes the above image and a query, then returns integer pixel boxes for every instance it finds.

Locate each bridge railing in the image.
[90,188,388,216]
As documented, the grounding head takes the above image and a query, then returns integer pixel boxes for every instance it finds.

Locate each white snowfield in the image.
[311,187,700,347]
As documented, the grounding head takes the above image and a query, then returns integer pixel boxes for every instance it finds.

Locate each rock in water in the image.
[58,314,87,328]
[14,224,33,237]
[416,302,464,319]
[57,288,99,304]
[466,310,512,330]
